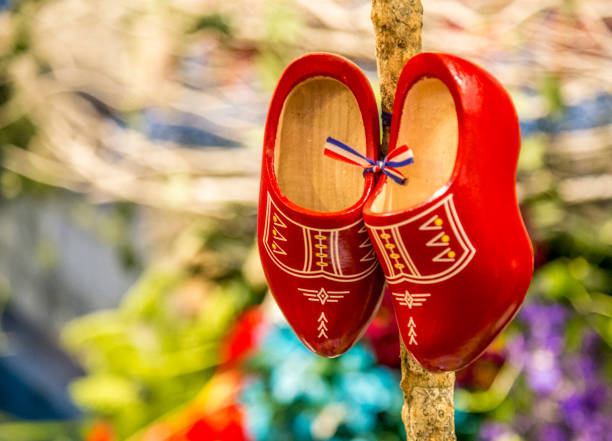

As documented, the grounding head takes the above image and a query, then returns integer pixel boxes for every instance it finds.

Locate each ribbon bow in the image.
[324,136,414,185]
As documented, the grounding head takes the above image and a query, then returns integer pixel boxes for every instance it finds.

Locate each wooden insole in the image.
[274,77,367,212]
[371,78,458,213]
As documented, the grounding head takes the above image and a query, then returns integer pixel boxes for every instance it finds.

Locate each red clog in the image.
[257,53,385,357]
[363,52,533,371]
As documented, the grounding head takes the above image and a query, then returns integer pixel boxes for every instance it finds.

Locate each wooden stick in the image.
[370,1,457,440]
[371,0,422,152]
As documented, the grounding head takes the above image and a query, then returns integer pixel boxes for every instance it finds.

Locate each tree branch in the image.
[370,1,457,439]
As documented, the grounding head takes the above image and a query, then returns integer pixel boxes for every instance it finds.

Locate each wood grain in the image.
[275,77,367,212]
[372,78,459,212]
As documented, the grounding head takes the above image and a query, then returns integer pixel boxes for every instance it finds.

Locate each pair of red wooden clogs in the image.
[257,52,533,372]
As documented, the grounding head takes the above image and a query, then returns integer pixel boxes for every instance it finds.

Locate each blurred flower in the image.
[519,304,567,394]
[455,351,505,391]
[560,385,608,432]
[221,308,267,364]
[479,422,521,441]
[525,348,560,394]
[183,404,251,441]
[475,298,612,441]
[240,322,404,441]
[87,421,115,441]
[365,288,400,368]
[138,370,251,441]
[520,303,566,353]
[539,424,567,441]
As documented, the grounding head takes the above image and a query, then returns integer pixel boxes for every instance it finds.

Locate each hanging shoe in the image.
[258,53,385,357]
[362,52,533,371]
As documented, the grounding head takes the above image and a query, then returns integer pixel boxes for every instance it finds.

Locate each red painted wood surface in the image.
[258,53,385,357]
[363,53,533,371]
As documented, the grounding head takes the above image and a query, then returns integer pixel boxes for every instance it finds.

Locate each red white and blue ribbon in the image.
[324,136,414,185]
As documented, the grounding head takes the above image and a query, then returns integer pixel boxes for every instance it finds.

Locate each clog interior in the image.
[370,78,458,213]
[274,77,367,212]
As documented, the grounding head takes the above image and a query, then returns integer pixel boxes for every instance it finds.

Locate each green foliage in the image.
[189,13,232,36]
[539,74,565,117]
[0,115,36,149]
[0,419,82,441]
[61,218,259,439]
[255,0,304,89]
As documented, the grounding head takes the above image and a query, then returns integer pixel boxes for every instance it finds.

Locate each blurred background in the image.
[0,0,611,440]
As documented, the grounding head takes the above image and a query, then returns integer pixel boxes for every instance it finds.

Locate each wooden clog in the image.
[363,52,533,371]
[257,53,385,357]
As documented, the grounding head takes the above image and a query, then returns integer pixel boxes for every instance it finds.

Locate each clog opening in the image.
[370,77,458,213]
[274,77,367,212]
